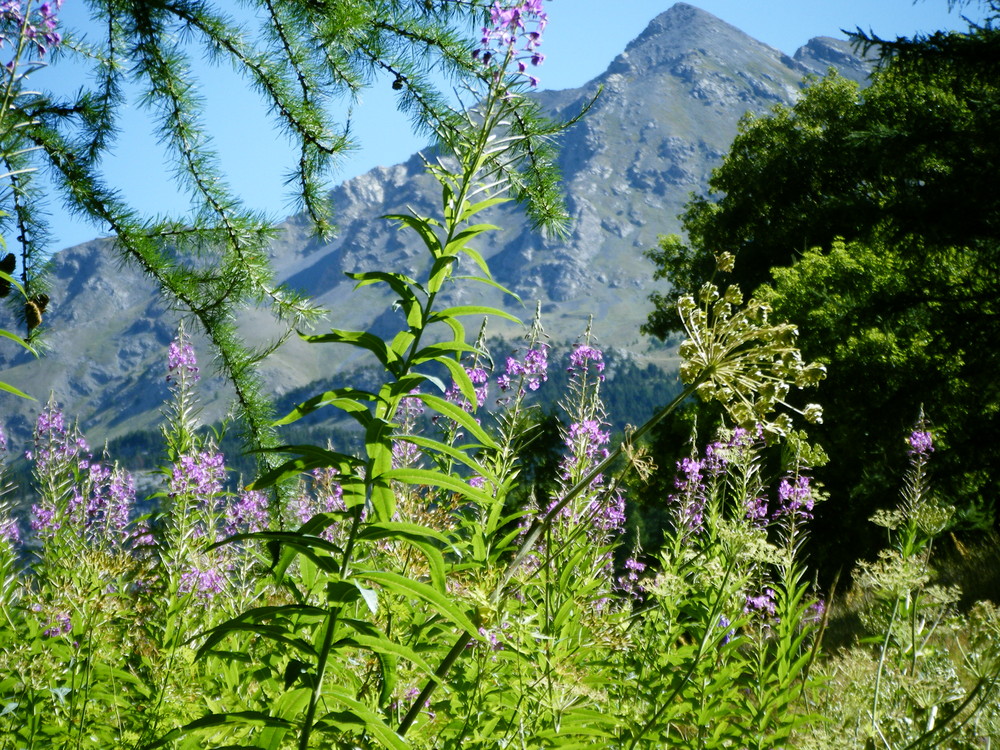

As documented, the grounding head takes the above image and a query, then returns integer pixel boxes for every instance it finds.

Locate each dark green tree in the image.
[0,0,570,476]
[643,9,1000,570]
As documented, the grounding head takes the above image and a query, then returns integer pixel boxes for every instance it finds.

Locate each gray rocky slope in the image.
[0,3,868,446]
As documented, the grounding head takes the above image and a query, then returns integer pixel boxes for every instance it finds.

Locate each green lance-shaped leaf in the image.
[411,392,498,449]
[431,305,520,324]
[249,445,364,490]
[456,242,493,278]
[364,411,395,504]
[195,623,319,662]
[354,569,479,636]
[384,213,443,257]
[273,387,383,427]
[313,687,410,750]
[444,222,498,260]
[412,342,480,408]
[459,196,509,223]
[395,434,499,487]
[0,379,34,399]
[426,253,458,295]
[381,468,494,508]
[348,270,426,329]
[143,711,292,748]
[213,529,345,579]
[455,273,520,300]
[321,579,378,612]
[347,270,425,297]
[300,328,402,375]
[355,521,451,592]
[336,617,436,700]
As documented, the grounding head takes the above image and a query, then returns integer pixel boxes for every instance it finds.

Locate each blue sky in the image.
[32,0,989,251]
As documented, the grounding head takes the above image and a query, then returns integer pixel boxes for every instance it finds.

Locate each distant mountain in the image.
[0,3,871,448]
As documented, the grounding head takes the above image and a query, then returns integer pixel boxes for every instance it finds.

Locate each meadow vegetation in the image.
[2,0,999,748]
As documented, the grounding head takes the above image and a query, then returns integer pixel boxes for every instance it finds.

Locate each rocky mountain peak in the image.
[793,36,874,83]
[606,2,775,77]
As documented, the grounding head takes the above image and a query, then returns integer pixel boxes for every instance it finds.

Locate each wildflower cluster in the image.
[497,344,548,394]
[167,333,200,383]
[169,450,226,508]
[776,474,814,519]
[0,513,17,545]
[0,0,62,58]
[0,425,17,546]
[447,365,489,410]
[289,467,345,529]
[474,0,547,86]
[26,399,87,474]
[567,344,604,375]
[223,489,269,538]
[907,429,933,457]
[28,401,136,548]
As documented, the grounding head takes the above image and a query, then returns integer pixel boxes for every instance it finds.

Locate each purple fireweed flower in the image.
[804,599,825,625]
[776,475,814,519]
[399,389,425,419]
[42,611,72,638]
[746,588,777,617]
[289,469,347,540]
[0,516,19,545]
[522,346,548,389]
[475,0,548,86]
[559,417,612,494]
[670,456,706,534]
[498,344,548,394]
[478,626,502,651]
[179,566,226,601]
[445,366,489,411]
[170,451,226,503]
[224,490,270,537]
[588,490,626,533]
[105,467,134,532]
[469,475,487,489]
[1,0,63,56]
[907,430,933,457]
[30,505,59,536]
[616,557,646,597]
[132,522,156,549]
[312,468,345,511]
[744,495,769,526]
[567,344,605,374]
[676,457,702,488]
[566,419,611,460]
[702,441,728,476]
[392,438,421,469]
[73,463,135,542]
[623,557,645,579]
[718,615,735,645]
[167,334,200,383]
[30,402,89,476]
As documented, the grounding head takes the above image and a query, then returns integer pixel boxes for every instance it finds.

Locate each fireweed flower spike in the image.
[475,0,548,86]
[167,332,200,383]
[907,429,933,458]
[497,343,549,397]
[0,0,64,57]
